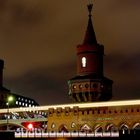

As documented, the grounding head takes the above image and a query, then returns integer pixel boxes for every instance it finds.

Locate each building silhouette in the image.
[0,59,39,109]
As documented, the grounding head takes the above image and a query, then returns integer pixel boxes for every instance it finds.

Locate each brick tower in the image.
[68,4,113,102]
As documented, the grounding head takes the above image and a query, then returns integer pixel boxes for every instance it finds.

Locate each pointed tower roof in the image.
[83,4,97,45]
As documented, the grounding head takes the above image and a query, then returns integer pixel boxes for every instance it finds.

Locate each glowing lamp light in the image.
[82,57,86,67]
[8,96,14,102]
[27,123,33,130]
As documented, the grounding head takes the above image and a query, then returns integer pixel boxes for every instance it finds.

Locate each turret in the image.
[68,4,113,102]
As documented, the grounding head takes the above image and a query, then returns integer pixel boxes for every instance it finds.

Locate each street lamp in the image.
[6,95,14,130]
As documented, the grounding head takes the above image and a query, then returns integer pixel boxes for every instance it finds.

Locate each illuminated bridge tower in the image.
[68,4,113,102]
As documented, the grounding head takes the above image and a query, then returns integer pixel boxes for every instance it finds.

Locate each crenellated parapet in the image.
[47,102,140,133]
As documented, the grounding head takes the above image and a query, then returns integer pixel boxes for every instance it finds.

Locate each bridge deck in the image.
[1,99,140,113]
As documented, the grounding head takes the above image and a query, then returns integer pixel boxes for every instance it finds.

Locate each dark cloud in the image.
[5,62,75,105]
[11,3,43,25]
[104,53,140,100]
[105,53,140,73]
[0,0,7,11]
[105,0,140,12]
[115,0,140,7]
[0,0,43,24]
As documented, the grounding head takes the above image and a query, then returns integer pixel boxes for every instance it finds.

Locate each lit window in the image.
[73,85,76,89]
[85,84,89,88]
[18,97,20,100]
[51,123,55,129]
[22,103,24,106]
[25,103,28,107]
[71,122,76,128]
[82,57,86,67]
[16,101,18,105]
[93,83,98,88]
[19,102,21,105]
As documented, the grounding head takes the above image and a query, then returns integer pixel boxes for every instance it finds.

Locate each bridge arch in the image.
[132,123,140,129]
[119,123,129,135]
[80,124,92,132]
[132,123,140,134]
[94,124,103,132]
[105,123,118,132]
[58,124,68,132]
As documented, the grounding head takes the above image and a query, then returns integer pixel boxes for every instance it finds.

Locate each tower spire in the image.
[83,4,97,45]
[88,3,93,16]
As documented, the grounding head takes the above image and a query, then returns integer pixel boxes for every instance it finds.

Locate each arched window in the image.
[133,123,140,130]
[59,124,68,132]
[71,122,76,128]
[81,124,92,132]
[120,124,129,135]
[82,57,86,67]
[51,123,56,129]
[133,123,140,135]
[94,125,103,133]
[106,124,117,132]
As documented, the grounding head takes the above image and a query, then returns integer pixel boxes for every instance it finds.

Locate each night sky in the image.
[0,0,140,105]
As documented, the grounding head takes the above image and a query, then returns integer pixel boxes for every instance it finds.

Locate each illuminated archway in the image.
[119,123,129,135]
[94,124,103,132]
[58,124,68,132]
[80,124,92,132]
[133,123,140,129]
[106,124,118,132]
[132,123,140,134]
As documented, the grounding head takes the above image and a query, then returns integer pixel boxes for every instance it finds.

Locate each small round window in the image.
[93,83,98,88]
[51,123,56,129]
[85,84,89,88]
[73,85,76,89]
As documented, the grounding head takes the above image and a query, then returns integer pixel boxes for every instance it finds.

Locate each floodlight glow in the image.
[8,96,14,102]
[27,123,33,130]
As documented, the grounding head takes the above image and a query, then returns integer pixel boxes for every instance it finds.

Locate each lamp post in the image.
[6,96,14,131]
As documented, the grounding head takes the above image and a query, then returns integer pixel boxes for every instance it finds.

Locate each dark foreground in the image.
[0,131,140,140]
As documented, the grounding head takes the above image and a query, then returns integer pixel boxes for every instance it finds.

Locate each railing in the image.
[0,117,47,124]
[15,131,119,138]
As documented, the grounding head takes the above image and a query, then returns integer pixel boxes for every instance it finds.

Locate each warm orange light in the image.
[27,123,33,130]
